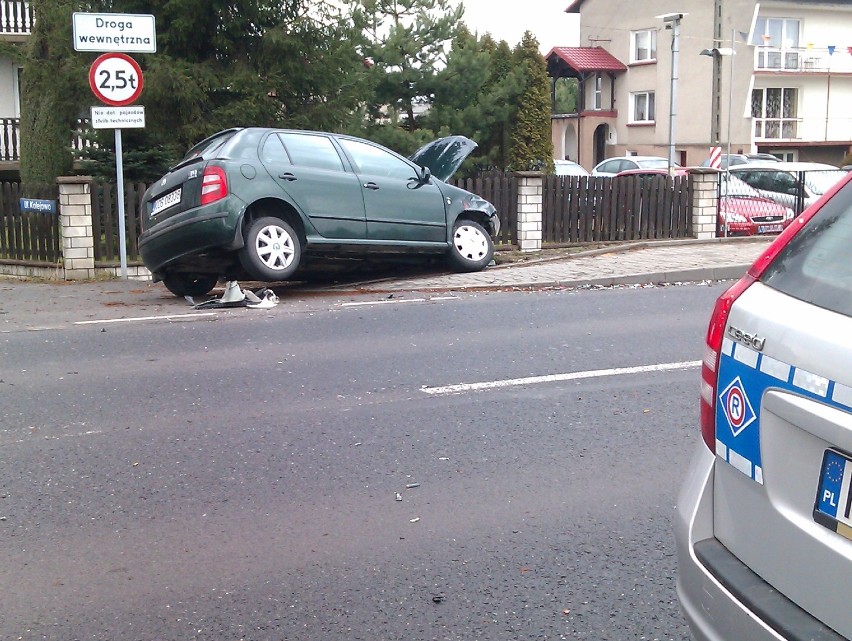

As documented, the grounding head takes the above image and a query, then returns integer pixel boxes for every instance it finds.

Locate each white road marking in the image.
[340,295,458,308]
[421,360,702,395]
[74,312,219,325]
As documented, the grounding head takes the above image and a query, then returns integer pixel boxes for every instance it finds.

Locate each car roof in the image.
[615,167,688,177]
[598,155,668,163]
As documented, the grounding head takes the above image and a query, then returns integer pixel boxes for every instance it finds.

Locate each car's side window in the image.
[261,134,291,164]
[771,171,798,194]
[736,171,761,189]
[279,133,344,172]
[339,138,417,180]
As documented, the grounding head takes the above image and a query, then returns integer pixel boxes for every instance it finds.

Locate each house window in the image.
[631,29,657,63]
[593,73,602,110]
[631,91,655,123]
[752,18,800,70]
[752,88,799,139]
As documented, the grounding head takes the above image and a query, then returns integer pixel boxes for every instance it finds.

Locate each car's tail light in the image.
[200,166,228,205]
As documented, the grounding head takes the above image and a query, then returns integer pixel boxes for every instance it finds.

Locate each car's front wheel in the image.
[162,273,218,298]
[447,219,494,272]
[239,216,302,281]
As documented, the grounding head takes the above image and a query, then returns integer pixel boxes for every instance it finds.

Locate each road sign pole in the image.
[115,128,128,278]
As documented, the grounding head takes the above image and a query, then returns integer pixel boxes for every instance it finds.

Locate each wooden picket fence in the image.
[0,182,60,264]
[91,181,148,263]
[543,174,693,244]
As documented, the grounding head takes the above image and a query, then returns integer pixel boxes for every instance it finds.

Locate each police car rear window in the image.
[762,179,852,317]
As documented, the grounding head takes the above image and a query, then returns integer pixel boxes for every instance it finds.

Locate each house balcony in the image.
[753,117,801,141]
[0,0,33,40]
[1,118,94,174]
[755,46,852,74]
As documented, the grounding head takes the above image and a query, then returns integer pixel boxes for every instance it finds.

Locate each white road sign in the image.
[91,106,145,129]
[73,13,156,53]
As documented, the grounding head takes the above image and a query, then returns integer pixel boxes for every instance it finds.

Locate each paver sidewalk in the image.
[358,238,772,292]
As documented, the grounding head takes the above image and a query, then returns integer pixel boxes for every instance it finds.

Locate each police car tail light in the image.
[701,275,755,450]
[200,166,228,205]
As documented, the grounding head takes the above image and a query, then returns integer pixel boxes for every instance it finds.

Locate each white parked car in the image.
[675,170,852,640]
[728,161,846,212]
[591,155,675,176]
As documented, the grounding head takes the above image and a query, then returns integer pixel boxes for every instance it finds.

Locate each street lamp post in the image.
[660,13,684,172]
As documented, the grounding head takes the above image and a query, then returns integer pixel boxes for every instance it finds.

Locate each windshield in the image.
[721,174,762,198]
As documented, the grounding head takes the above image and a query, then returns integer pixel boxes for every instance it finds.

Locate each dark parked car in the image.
[138,128,500,296]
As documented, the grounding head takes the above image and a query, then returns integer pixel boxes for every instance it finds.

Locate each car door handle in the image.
[278,173,297,181]
[363,182,380,190]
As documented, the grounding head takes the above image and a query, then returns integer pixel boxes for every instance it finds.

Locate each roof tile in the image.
[546,46,627,72]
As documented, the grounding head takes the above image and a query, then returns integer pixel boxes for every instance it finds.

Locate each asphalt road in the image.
[0,283,725,640]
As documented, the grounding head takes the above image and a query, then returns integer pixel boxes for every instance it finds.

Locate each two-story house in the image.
[551,0,852,170]
[0,0,29,180]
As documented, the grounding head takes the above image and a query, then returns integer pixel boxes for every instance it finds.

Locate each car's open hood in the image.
[409,136,477,182]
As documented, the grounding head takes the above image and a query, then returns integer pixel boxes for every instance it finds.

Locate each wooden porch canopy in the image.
[545,46,626,112]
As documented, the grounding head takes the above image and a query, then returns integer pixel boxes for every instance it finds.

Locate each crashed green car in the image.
[138,128,500,297]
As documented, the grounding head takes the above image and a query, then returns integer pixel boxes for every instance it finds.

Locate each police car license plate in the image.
[758,224,783,234]
[152,188,181,215]
[814,449,852,540]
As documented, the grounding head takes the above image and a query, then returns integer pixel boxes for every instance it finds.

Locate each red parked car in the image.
[615,168,794,236]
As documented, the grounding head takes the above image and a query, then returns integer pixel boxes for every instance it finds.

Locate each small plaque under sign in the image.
[91,105,145,129]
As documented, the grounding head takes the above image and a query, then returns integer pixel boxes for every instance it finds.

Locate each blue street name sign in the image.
[19,198,57,214]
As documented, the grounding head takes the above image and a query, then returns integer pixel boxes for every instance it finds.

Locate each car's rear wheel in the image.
[239,216,302,281]
[447,219,493,272]
[162,273,218,298]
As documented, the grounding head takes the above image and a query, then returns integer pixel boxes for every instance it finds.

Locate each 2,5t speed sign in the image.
[89,52,144,106]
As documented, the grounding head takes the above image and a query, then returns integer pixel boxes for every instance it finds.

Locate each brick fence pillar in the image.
[688,168,720,239]
[57,176,95,280]
[515,171,543,252]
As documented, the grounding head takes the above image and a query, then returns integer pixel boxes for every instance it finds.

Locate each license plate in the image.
[758,224,783,234]
[151,188,181,215]
[814,449,852,540]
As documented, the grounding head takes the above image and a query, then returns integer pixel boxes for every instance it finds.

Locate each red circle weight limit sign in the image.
[89,53,144,106]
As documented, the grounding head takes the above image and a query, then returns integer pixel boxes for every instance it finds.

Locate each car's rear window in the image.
[180,130,239,163]
[763,178,852,317]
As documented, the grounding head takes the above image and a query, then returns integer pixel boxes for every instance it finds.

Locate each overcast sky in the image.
[454,1,580,52]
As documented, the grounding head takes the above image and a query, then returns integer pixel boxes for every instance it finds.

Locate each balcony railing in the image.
[0,0,33,35]
[0,118,93,165]
[755,46,852,73]
[1,117,20,162]
[753,117,801,141]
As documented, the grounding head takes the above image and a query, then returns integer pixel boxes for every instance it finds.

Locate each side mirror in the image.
[419,166,432,185]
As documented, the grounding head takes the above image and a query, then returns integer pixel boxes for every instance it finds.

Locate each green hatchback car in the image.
[138,128,500,297]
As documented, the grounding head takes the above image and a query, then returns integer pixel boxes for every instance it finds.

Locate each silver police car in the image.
[675,171,852,640]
